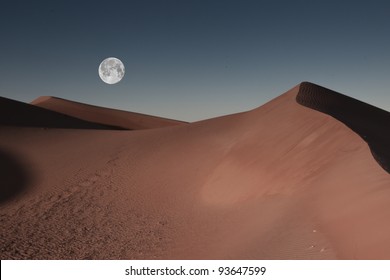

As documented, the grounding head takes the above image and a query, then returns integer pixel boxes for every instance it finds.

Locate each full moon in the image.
[98,57,125,84]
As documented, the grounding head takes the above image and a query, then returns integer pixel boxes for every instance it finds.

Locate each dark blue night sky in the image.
[1,0,389,121]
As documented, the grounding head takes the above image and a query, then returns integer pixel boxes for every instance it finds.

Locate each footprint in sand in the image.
[76,158,117,191]
[78,174,101,187]
[79,180,93,187]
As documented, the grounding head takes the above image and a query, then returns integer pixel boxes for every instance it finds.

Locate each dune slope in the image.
[0,83,389,259]
[31,96,187,130]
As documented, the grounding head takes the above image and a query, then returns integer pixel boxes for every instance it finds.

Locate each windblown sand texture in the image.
[1,82,389,259]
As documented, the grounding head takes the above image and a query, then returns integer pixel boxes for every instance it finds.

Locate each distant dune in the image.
[31,96,187,130]
[1,82,389,260]
[0,96,117,129]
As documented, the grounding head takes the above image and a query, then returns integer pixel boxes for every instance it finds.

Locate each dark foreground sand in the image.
[0,82,389,259]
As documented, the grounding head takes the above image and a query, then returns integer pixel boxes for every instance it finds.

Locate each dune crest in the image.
[31,96,187,130]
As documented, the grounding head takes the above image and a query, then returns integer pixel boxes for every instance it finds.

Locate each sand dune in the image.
[31,96,187,130]
[0,96,118,129]
[1,82,389,259]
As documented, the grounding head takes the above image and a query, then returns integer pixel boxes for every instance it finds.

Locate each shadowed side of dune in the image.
[296,82,390,173]
[0,148,32,204]
[31,96,187,130]
[0,96,123,130]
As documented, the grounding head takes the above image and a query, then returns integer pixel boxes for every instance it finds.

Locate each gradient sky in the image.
[1,0,389,121]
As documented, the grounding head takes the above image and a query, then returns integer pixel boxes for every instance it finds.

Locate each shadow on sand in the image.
[0,148,32,204]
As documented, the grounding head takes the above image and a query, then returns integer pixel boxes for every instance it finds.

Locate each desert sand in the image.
[1,82,389,259]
